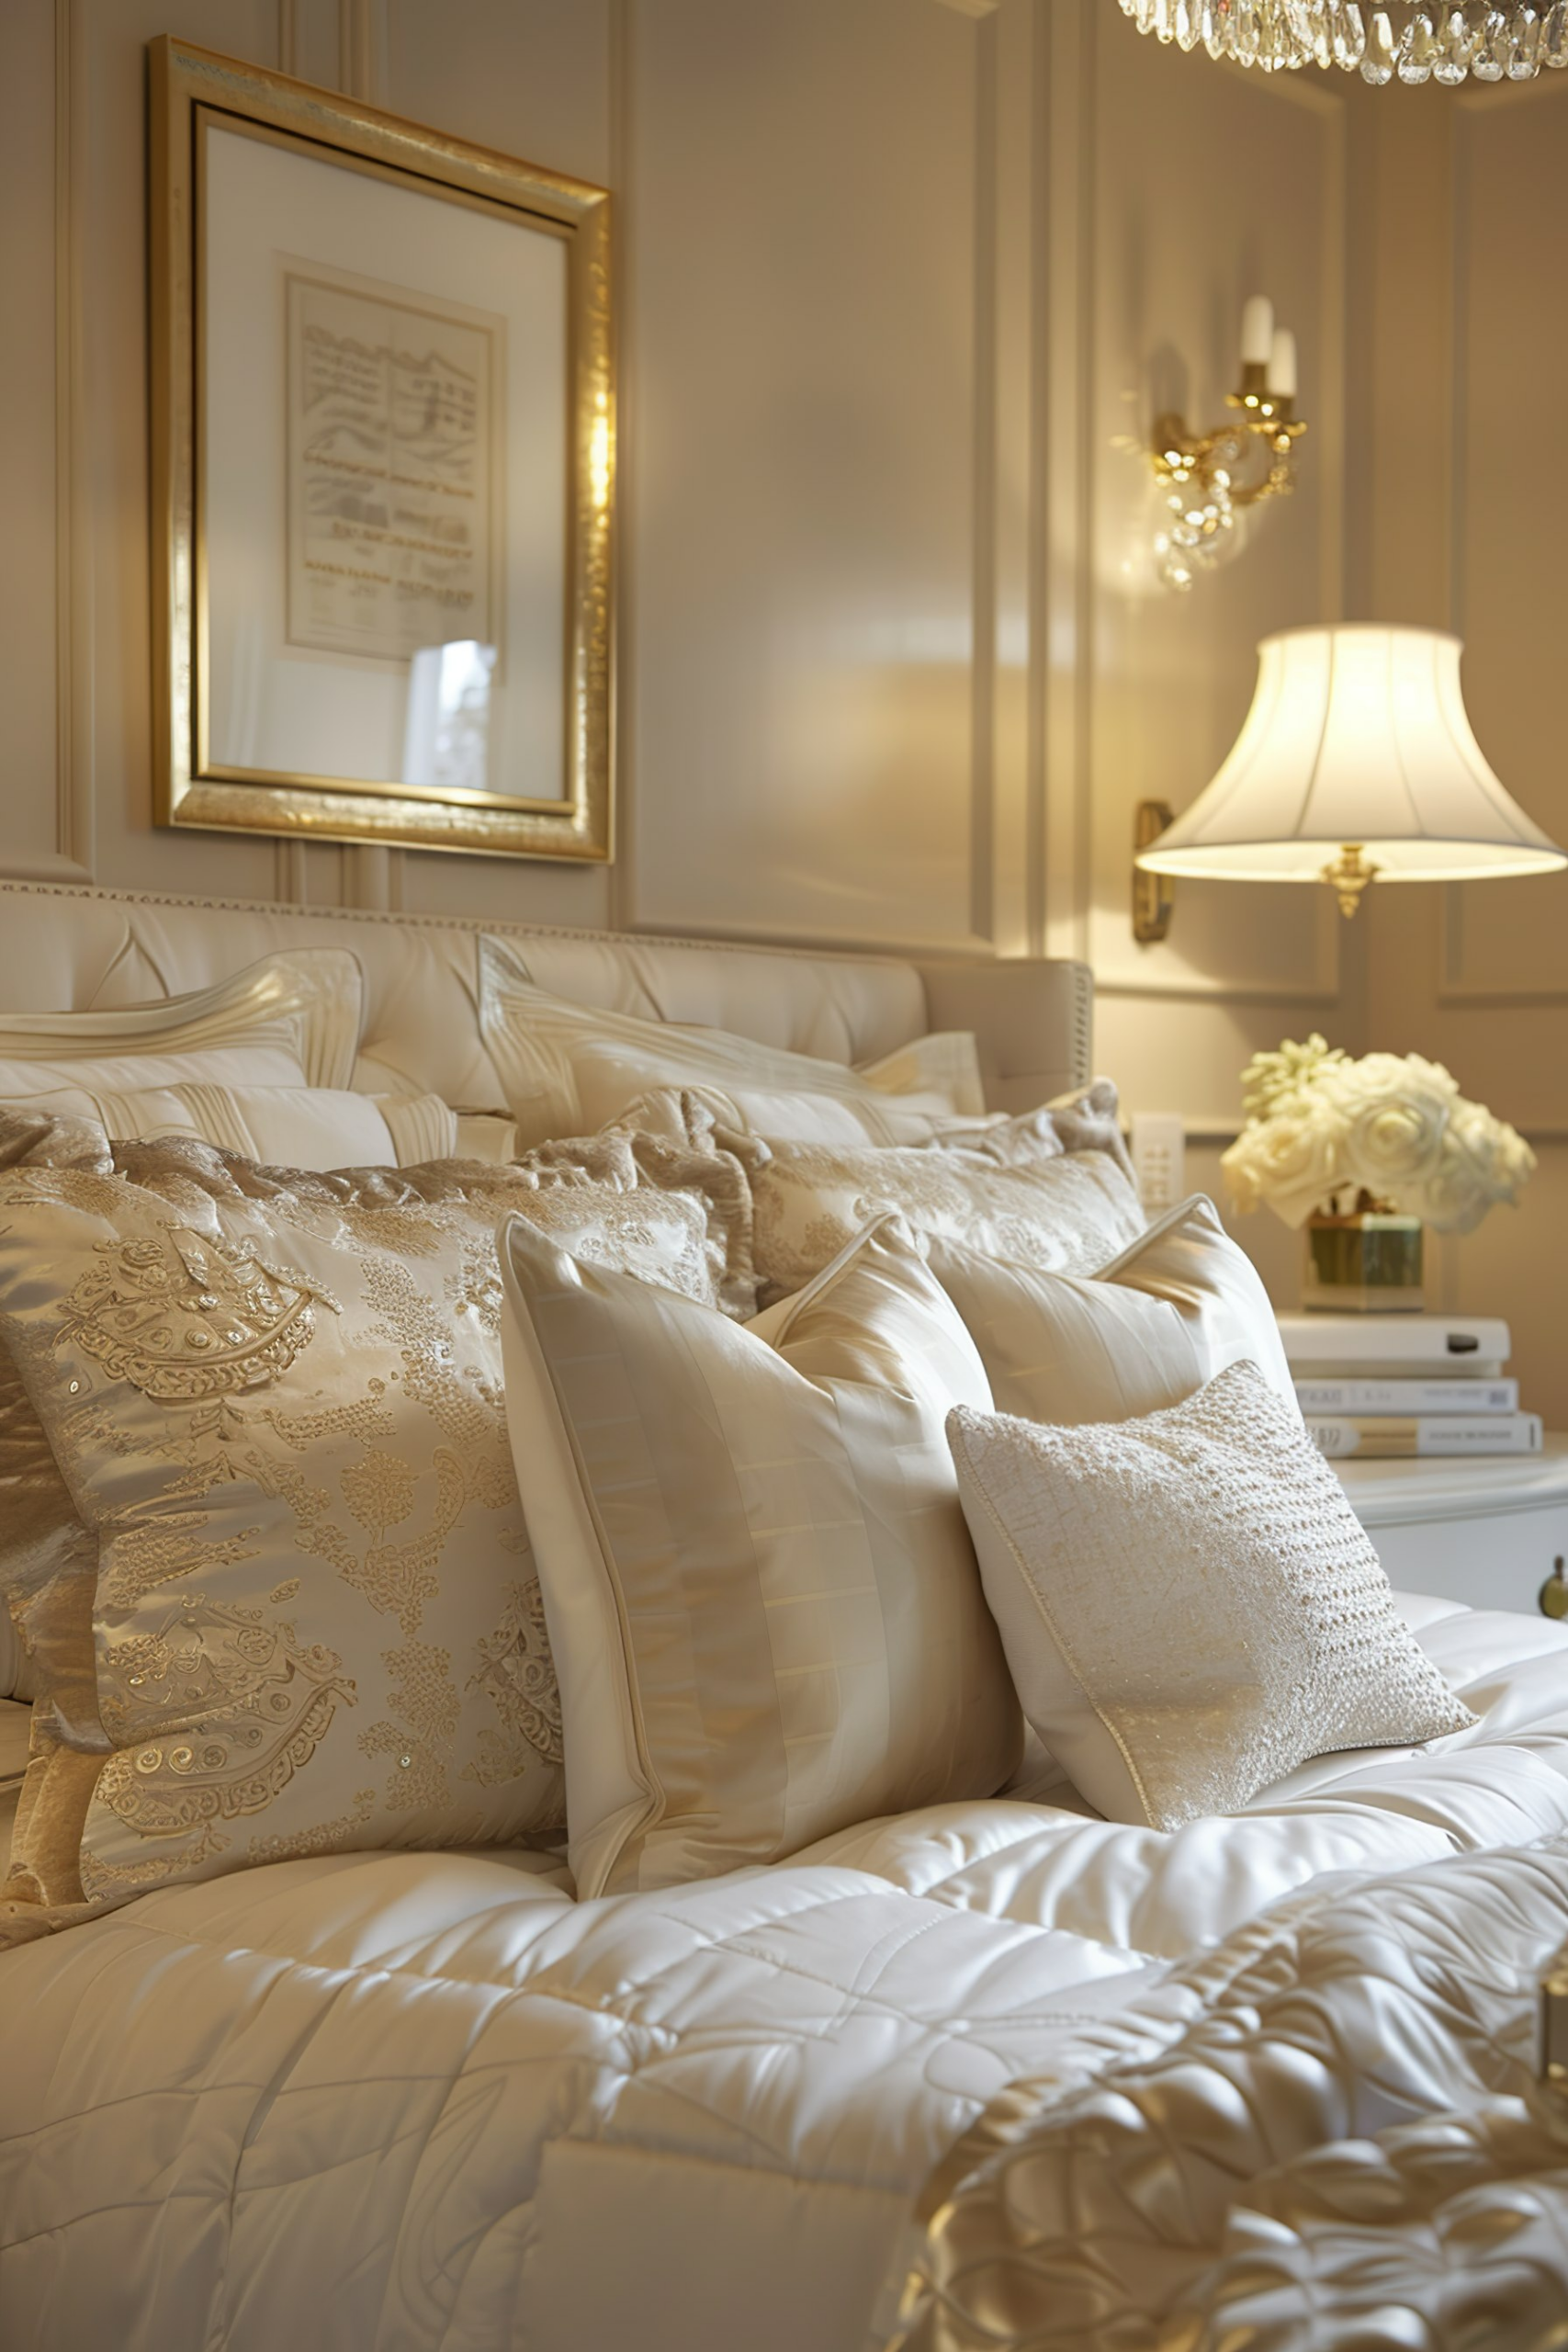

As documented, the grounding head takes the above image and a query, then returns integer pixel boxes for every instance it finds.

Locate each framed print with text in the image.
[150,37,614,861]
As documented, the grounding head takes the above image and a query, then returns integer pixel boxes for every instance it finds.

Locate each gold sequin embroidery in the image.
[59,1224,338,1400]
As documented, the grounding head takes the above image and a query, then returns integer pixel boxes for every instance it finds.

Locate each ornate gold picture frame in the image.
[150,37,613,861]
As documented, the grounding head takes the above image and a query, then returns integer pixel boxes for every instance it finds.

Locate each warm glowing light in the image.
[1136,625,1566,913]
[589,390,612,512]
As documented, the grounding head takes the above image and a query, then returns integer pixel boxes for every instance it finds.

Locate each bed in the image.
[2,880,1567,2352]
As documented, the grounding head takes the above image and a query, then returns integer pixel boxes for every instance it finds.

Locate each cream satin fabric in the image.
[949,1360,1474,1833]
[926,1193,1294,1422]
[479,935,987,1147]
[896,1834,1568,2352]
[4,1606,1567,2339]
[0,947,364,1094]
[500,1212,1021,1899]
[0,1081,501,1175]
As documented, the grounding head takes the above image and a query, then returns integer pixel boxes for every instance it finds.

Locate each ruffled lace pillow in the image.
[0,1109,760,1945]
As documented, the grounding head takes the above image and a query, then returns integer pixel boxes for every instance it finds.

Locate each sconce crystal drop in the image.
[1118,0,1568,82]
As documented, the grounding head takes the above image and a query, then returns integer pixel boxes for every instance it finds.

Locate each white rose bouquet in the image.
[1222,1035,1534,1235]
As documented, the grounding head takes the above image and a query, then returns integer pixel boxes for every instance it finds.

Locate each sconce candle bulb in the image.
[1147,294,1307,590]
[1268,327,1298,400]
[1239,293,1275,368]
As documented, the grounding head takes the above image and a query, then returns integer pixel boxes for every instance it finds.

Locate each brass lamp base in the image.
[1321,844,1380,917]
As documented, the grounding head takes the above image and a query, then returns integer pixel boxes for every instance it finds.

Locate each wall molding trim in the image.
[1438,76,1568,1007]
[5,0,99,890]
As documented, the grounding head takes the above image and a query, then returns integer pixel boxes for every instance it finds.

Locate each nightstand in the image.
[1335,1435,1568,1618]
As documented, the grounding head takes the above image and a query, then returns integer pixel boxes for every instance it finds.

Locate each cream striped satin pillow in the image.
[924,1194,1296,1424]
[500,1212,1021,1898]
[3,1081,514,1174]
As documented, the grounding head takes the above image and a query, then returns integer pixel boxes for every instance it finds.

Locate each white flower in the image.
[1221,1105,1353,1229]
[1239,1034,1348,1124]
[1223,1037,1533,1234]
[1325,1052,1455,1198]
[1416,1101,1536,1235]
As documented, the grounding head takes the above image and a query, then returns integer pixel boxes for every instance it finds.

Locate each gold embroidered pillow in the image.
[0,1119,761,1939]
[749,1119,1146,1302]
[948,1361,1475,1834]
[0,1112,115,1725]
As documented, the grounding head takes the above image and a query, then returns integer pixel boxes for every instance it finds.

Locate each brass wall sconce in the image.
[1132,800,1175,943]
[1149,295,1306,592]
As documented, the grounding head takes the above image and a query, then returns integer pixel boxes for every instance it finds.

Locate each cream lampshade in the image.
[1136,625,1566,916]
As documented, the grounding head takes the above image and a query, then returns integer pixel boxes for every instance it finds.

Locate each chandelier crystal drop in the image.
[1119,0,1568,81]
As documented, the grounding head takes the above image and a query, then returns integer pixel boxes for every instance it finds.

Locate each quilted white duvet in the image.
[4,1596,1568,2352]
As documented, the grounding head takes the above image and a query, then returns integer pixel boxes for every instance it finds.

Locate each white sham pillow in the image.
[499,1211,1021,1899]
[0,949,364,1098]
[925,1193,1294,1423]
[478,935,986,1147]
[948,1360,1475,1834]
[5,1083,513,1175]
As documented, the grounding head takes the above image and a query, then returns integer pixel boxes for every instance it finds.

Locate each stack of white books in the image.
[1277,1313,1542,1459]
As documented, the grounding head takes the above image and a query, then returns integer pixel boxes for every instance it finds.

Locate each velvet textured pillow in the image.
[478,935,987,1147]
[500,1212,1021,1899]
[925,1194,1294,1423]
[948,1361,1475,1834]
[0,1114,761,1943]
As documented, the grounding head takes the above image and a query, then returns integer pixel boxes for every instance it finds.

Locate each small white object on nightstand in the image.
[1336,1435,1568,1617]
[1131,1113,1186,1218]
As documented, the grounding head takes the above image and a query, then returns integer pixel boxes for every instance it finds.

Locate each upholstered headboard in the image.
[0,882,1092,1115]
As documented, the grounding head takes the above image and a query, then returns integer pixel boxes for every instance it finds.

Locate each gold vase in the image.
[1303,1193,1424,1313]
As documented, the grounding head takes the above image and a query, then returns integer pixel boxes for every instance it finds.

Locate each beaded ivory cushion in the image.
[948,1360,1475,1833]
[0,1112,760,1940]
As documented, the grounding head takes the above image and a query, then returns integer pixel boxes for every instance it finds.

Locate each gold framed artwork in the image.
[149,37,614,861]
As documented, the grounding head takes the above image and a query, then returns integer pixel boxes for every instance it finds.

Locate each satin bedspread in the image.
[2,1599,1567,2352]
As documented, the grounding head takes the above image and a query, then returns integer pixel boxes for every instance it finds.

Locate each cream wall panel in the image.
[0,0,73,878]
[1355,79,1568,1435]
[623,0,990,950]
[1436,82,1568,1007]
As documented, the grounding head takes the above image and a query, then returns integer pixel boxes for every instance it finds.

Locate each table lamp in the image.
[1135,625,1564,921]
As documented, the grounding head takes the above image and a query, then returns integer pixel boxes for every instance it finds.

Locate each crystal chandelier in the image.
[1119,0,1568,82]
